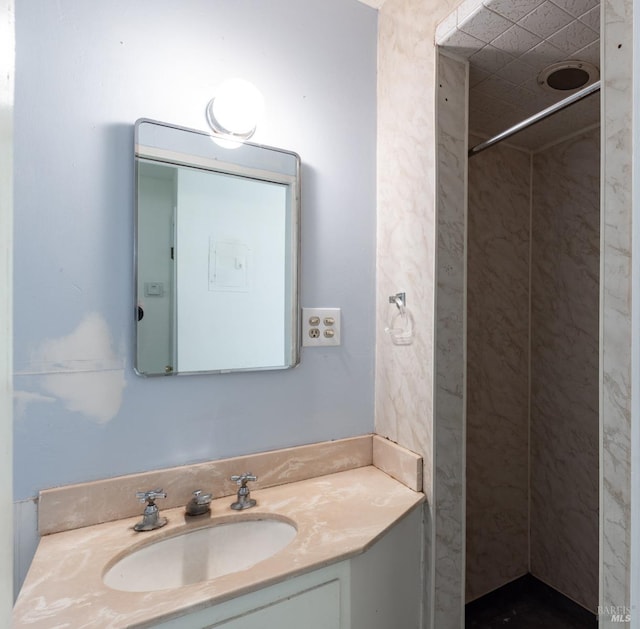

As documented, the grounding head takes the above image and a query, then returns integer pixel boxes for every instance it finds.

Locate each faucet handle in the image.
[231,473,257,487]
[136,489,167,504]
[134,489,168,532]
[230,474,257,510]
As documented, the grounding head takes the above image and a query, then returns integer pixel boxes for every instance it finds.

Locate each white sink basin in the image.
[103,518,297,592]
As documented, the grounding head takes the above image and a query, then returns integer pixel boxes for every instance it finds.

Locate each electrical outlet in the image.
[302,308,341,347]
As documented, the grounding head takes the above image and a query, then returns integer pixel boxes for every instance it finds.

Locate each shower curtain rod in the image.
[468,80,601,158]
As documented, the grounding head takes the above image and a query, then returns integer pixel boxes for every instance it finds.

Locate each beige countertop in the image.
[13,466,424,628]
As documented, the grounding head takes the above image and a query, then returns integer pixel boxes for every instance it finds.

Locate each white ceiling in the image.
[437,0,600,151]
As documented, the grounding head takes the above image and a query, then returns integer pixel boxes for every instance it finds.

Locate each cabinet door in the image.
[214,579,341,629]
[151,562,350,629]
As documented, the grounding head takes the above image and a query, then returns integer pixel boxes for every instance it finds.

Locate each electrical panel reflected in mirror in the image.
[134,119,300,376]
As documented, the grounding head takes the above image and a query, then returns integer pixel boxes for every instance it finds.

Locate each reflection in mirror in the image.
[134,119,300,376]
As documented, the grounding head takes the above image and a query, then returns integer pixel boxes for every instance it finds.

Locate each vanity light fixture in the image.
[205,78,264,141]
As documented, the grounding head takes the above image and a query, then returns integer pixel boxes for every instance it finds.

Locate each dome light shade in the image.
[205,79,264,140]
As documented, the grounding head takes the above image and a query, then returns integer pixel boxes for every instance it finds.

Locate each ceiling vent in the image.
[537,61,599,93]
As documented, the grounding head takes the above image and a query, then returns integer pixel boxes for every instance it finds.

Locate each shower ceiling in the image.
[437,0,600,151]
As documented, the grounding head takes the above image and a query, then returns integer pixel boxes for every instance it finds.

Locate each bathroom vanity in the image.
[144,501,422,629]
[13,435,425,628]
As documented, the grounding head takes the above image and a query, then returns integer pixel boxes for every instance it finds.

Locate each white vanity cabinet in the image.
[150,564,349,629]
[215,578,342,629]
[149,507,422,629]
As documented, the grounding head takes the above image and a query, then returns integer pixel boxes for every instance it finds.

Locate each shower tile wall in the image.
[600,0,633,618]
[438,1,633,621]
[467,137,530,603]
[530,127,600,612]
[380,0,632,623]
[434,51,468,627]
[466,127,600,611]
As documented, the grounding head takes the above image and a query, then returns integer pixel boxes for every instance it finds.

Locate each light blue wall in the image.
[13,0,376,503]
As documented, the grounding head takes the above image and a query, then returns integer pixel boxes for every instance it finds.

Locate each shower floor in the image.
[465,574,597,628]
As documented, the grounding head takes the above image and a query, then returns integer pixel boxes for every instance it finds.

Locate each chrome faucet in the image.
[185,489,212,516]
[134,489,168,532]
[230,473,257,510]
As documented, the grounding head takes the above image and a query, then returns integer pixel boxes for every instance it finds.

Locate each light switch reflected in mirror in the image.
[134,119,300,376]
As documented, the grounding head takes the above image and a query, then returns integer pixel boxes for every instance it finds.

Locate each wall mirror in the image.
[134,119,300,376]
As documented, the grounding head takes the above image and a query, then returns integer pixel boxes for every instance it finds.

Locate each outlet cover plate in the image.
[302,308,341,347]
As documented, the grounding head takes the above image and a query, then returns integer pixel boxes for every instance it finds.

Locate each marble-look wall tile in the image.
[377,0,439,490]
[466,137,531,602]
[530,128,600,612]
[376,1,466,627]
[376,14,439,620]
[376,0,461,511]
[434,51,467,627]
[600,0,633,624]
[381,1,634,625]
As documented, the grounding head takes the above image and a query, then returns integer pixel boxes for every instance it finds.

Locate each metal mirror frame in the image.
[134,118,301,376]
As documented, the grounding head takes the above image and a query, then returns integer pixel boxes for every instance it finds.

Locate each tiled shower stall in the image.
[428,0,631,625]
[466,128,600,611]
